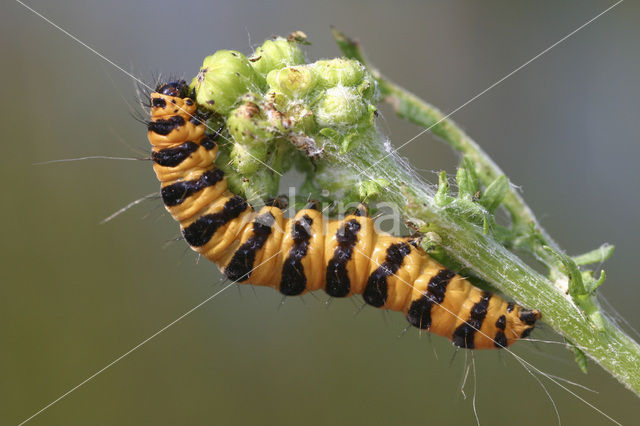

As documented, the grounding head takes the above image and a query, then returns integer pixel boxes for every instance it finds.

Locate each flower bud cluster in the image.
[189,33,379,200]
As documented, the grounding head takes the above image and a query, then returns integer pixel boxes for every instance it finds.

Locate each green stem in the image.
[418,203,640,397]
[332,29,640,396]
[332,29,560,266]
[325,118,640,396]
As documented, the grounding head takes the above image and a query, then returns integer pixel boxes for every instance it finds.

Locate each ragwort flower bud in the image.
[266,65,318,99]
[312,58,365,87]
[249,36,306,76]
[191,50,264,115]
[313,86,366,127]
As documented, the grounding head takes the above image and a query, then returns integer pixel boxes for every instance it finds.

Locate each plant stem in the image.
[327,115,640,396]
[332,29,640,396]
[415,203,640,397]
[332,29,561,266]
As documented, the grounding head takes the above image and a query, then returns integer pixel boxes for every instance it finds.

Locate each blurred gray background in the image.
[3,0,639,425]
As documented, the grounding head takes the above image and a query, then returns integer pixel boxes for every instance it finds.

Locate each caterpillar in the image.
[147,79,541,350]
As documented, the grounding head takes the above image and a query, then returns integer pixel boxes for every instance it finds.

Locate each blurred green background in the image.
[3,0,639,425]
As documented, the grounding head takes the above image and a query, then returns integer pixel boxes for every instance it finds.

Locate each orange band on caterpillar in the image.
[147,80,541,350]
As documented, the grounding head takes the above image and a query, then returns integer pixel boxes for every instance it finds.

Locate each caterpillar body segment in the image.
[147,81,541,350]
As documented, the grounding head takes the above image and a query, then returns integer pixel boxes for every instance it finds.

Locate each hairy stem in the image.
[332,29,563,266]
[415,202,640,396]
[332,29,640,396]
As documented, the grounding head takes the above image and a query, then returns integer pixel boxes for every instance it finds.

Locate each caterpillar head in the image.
[150,80,198,121]
[155,80,191,98]
[148,80,206,148]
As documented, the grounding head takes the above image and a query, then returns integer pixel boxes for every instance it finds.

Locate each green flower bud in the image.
[287,102,315,133]
[222,169,244,196]
[313,86,366,127]
[191,50,264,115]
[239,168,280,205]
[227,98,273,145]
[214,129,277,200]
[226,99,273,174]
[266,66,317,99]
[312,58,365,87]
[230,142,268,174]
[249,37,306,76]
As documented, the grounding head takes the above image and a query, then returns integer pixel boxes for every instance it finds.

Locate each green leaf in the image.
[331,28,366,64]
[341,132,359,153]
[479,174,508,213]
[572,244,615,266]
[319,127,340,141]
[543,245,586,297]
[545,244,606,332]
[584,270,607,294]
[568,340,589,373]
[358,178,390,200]
[419,231,442,251]
[435,171,454,206]
[456,157,479,199]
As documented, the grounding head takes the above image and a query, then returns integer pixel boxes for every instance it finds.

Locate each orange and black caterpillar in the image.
[147,80,541,350]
